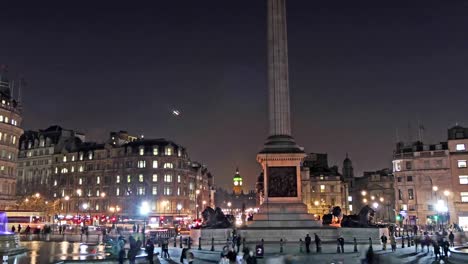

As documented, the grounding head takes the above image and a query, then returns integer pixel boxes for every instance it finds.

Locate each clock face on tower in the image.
[234,181,238,186]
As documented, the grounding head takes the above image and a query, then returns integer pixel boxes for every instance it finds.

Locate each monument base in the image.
[248,202,321,228]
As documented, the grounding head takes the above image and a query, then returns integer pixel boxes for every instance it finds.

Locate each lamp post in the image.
[227,202,232,215]
[195,189,201,219]
[140,201,150,245]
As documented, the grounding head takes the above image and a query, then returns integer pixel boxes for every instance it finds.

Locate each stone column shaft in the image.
[268,0,291,136]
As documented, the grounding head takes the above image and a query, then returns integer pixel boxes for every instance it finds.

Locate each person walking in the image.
[245,250,257,264]
[433,242,441,260]
[128,236,138,264]
[380,234,388,250]
[390,235,397,252]
[448,231,455,247]
[180,248,188,264]
[146,240,156,264]
[314,233,321,253]
[18,224,22,233]
[236,234,242,253]
[11,225,15,233]
[338,237,345,253]
[305,234,311,253]
[442,239,450,258]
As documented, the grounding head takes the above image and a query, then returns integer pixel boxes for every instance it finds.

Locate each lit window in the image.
[137,160,146,168]
[178,149,182,157]
[97,176,101,184]
[71,155,75,161]
[137,187,145,195]
[53,180,57,186]
[10,119,14,125]
[459,175,468,184]
[458,160,467,168]
[348,196,352,202]
[164,187,172,195]
[116,188,120,196]
[152,187,158,195]
[177,187,180,195]
[71,166,75,173]
[79,166,84,172]
[96,190,100,196]
[177,175,181,183]
[457,144,466,151]
[139,174,144,182]
[55,167,58,174]
[61,168,68,174]
[320,185,325,193]
[5,117,8,123]
[152,174,158,182]
[163,163,173,169]
[116,175,120,183]
[164,174,172,182]
[408,189,414,200]
[88,152,93,160]
[153,147,158,156]
[79,178,82,185]
[63,156,67,162]
[461,192,468,202]
[127,175,131,183]
[96,204,99,210]
[402,204,408,211]
[152,160,158,168]
[12,136,16,144]
[79,153,84,161]
[165,146,173,156]
[0,116,3,122]
[349,205,353,212]
[139,148,144,156]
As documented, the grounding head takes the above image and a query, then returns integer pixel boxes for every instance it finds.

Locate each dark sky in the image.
[2,1,468,190]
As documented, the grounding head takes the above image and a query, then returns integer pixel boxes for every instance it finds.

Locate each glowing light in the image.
[64,196,70,201]
[372,202,379,209]
[371,196,375,200]
[379,197,384,202]
[444,190,450,197]
[140,201,150,215]
[82,203,89,210]
[433,186,438,192]
[172,109,181,116]
[361,191,367,196]
[314,201,320,206]
[35,193,40,198]
[363,198,367,203]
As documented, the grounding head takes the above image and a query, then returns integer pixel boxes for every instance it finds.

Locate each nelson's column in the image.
[250,0,319,227]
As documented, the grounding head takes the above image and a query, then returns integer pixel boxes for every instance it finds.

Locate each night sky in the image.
[2,1,468,190]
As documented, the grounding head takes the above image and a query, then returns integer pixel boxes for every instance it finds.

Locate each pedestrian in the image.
[433,242,441,260]
[305,234,311,253]
[132,224,136,233]
[314,233,321,253]
[18,224,22,233]
[226,247,237,263]
[380,234,388,250]
[236,234,242,253]
[390,235,397,252]
[11,225,15,233]
[128,236,138,264]
[449,231,455,247]
[235,251,244,264]
[442,239,449,258]
[245,251,257,264]
[118,246,125,264]
[146,239,155,264]
[338,236,344,253]
[163,239,170,259]
[180,248,188,264]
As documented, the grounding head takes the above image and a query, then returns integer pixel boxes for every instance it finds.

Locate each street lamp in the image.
[227,202,232,214]
[361,191,367,196]
[35,193,40,198]
[195,189,201,219]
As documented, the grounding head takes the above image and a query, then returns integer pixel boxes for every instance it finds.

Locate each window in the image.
[164,187,172,195]
[63,156,67,162]
[408,189,414,200]
[163,163,173,169]
[177,175,181,183]
[71,166,75,173]
[320,185,325,193]
[461,192,468,202]
[152,186,158,195]
[152,160,158,168]
[137,187,145,195]
[398,189,403,200]
[459,175,468,184]
[96,190,100,197]
[79,152,84,161]
[116,188,120,196]
[152,174,158,182]
[12,136,16,144]
[397,177,402,182]
[153,147,158,156]
[349,205,353,212]
[330,185,335,192]
[78,166,84,172]
[407,176,413,182]
[458,160,467,168]
[116,175,120,183]
[53,180,57,186]
[97,176,100,184]
[348,196,352,202]
[71,155,75,162]
[401,204,408,211]
[137,160,146,168]
[405,161,412,170]
[456,144,466,151]
[164,174,172,183]
[139,174,144,182]
[79,178,82,185]
[178,149,182,157]
[177,187,180,196]
[165,146,173,156]
[428,205,434,211]
[55,167,58,174]
[88,152,93,160]
[139,148,144,156]
[61,168,68,174]
[127,175,131,183]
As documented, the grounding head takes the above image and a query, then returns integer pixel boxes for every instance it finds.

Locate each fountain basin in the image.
[0,232,28,257]
[449,247,468,264]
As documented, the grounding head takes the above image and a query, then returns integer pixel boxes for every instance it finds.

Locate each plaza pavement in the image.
[135,241,465,264]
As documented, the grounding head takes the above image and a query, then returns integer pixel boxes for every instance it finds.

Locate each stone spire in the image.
[268,0,291,136]
[263,0,301,153]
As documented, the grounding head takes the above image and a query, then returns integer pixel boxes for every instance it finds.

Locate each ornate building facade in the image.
[0,74,23,210]
[17,127,213,221]
[301,153,349,218]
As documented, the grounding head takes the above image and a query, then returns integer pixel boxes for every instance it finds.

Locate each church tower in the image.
[233,168,243,195]
[342,153,354,179]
